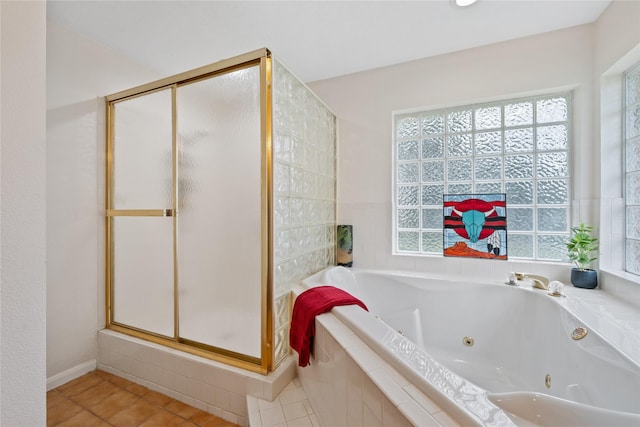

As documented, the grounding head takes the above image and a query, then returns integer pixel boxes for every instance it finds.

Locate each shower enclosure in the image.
[105,49,336,374]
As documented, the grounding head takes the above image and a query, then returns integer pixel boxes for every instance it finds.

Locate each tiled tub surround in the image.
[97,330,296,426]
[297,267,640,426]
[294,311,460,427]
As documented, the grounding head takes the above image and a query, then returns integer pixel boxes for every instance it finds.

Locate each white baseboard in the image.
[46,359,97,391]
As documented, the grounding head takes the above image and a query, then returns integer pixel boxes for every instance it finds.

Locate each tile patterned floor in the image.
[47,370,240,427]
[247,378,319,427]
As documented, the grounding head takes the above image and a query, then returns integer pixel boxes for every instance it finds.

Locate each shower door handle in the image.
[106,209,174,217]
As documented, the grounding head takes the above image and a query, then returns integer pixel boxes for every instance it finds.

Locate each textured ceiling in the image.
[47,0,612,82]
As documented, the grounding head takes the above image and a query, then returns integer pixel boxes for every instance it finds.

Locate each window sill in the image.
[599,267,640,285]
[597,267,640,310]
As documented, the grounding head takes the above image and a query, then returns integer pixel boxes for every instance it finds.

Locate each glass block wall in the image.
[272,58,337,365]
[394,93,571,260]
[625,64,640,275]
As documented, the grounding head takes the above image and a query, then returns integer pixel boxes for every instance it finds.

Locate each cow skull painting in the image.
[443,194,507,259]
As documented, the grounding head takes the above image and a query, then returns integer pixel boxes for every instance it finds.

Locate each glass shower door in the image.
[106,49,274,372]
[176,66,263,359]
[110,88,175,337]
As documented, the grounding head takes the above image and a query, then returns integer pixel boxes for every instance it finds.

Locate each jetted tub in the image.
[300,266,640,426]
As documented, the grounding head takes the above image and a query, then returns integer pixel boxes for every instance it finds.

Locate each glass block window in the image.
[625,64,640,275]
[394,93,571,260]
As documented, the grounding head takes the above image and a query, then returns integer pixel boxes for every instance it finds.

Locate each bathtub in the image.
[299,267,640,426]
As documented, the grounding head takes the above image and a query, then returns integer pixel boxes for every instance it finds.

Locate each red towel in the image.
[289,285,368,367]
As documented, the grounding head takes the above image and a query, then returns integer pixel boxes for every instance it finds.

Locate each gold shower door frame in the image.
[105,49,274,374]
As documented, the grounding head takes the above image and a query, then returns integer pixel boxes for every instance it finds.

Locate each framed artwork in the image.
[443,193,507,259]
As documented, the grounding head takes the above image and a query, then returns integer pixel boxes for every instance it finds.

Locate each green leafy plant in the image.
[566,223,599,271]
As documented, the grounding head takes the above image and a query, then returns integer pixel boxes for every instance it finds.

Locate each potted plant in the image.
[336,225,353,267]
[565,223,599,288]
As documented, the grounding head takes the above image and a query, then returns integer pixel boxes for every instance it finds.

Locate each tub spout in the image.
[514,273,549,290]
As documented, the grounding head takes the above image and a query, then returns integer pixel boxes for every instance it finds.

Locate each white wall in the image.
[46,21,159,385]
[310,24,596,284]
[0,1,47,425]
[594,0,640,75]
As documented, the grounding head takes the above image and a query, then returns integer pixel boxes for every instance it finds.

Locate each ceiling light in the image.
[455,0,478,7]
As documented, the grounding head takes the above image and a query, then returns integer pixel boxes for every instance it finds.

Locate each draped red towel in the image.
[289,285,368,367]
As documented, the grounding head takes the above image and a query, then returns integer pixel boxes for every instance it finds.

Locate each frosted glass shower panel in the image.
[176,66,262,358]
[112,217,174,337]
[113,89,173,209]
